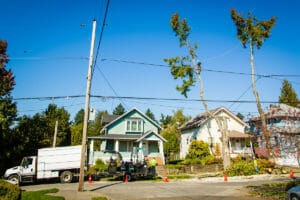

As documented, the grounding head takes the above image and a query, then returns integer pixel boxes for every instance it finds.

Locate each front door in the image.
[20,157,35,176]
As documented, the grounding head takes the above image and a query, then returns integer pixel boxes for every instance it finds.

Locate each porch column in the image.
[139,141,143,148]
[89,139,94,165]
[115,140,119,152]
[159,140,165,165]
[89,139,94,153]
[228,139,232,154]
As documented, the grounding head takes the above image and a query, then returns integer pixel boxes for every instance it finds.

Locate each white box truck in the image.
[4,145,82,185]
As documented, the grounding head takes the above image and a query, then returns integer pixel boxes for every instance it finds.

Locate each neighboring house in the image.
[88,108,167,165]
[179,107,251,159]
[249,104,300,166]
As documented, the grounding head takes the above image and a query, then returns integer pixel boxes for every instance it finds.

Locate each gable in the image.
[180,107,247,131]
[101,108,161,135]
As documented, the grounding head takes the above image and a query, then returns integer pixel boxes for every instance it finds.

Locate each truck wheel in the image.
[7,175,20,185]
[60,171,73,183]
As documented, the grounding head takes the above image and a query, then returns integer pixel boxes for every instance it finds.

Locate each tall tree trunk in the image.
[196,72,231,169]
[249,42,271,155]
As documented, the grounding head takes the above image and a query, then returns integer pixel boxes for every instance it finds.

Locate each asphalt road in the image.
[21,175,291,200]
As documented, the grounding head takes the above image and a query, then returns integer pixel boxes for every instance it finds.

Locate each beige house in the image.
[179,107,251,159]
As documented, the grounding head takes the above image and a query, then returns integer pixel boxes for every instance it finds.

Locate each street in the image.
[21,175,290,200]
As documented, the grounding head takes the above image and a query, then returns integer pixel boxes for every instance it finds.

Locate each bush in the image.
[225,159,256,176]
[0,179,21,200]
[186,140,211,159]
[256,158,275,172]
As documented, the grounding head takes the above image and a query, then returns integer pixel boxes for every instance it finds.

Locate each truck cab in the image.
[4,156,37,185]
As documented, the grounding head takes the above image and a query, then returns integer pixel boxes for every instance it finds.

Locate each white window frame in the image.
[126,119,143,132]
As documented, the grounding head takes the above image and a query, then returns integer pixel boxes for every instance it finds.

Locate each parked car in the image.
[287,185,300,200]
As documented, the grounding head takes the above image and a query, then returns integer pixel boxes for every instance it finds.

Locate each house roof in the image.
[100,108,162,134]
[228,130,250,138]
[102,114,120,125]
[179,107,247,131]
[250,104,300,121]
[136,130,167,142]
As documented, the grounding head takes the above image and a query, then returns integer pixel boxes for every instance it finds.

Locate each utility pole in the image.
[78,19,96,192]
[53,120,58,148]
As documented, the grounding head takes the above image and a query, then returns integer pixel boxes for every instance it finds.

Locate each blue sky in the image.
[2,0,300,121]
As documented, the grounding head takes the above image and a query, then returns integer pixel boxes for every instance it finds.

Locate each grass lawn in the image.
[21,188,64,200]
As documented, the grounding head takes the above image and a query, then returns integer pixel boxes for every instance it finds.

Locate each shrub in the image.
[0,179,21,200]
[186,140,211,159]
[225,159,256,176]
[256,158,275,172]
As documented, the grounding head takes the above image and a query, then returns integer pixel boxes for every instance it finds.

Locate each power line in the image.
[100,58,300,78]
[11,94,283,104]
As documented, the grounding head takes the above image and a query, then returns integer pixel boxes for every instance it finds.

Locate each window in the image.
[126,119,142,132]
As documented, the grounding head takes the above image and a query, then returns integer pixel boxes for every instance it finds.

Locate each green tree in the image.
[236,112,244,121]
[186,140,211,159]
[44,104,71,146]
[164,13,231,168]
[74,109,84,125]
[231,9,276,154]
[145,108,156,122]
[160,109,190,160]
[0,40,17,174]
[71,123,83,145]
[112,103,126,115]
[279,79,299,108]
[160,114,172,128]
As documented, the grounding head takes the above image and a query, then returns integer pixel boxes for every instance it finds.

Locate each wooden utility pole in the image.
[53,120,58,147]
[78,19,96,192]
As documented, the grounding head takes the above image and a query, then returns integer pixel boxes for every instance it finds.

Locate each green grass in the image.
[21,188,64,200]
[92,197,108,200]
[247,181,300,200]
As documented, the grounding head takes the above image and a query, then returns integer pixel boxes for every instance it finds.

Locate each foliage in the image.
[183,155,215,165]
[231,9,276,49]
[214,143,221,157]
[279,79,300,108]
[112,104,126,115]
[0,179,21,200]
[160,109,190,158]
[225,157,275,176]
[159,114,172,128]
[88,159,108,174]
[0,40,17,175]
[231,9,277,154]
[21,188,64,200]
[73,109,84,125]
[186,140,211,159]
[236,112,244,120]
[161,124,180,155]
[70,123,83,145]
[145,108,156,122]
[225,159,256,176]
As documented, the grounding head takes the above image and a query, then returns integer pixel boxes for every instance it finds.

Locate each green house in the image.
[88,108,166,165]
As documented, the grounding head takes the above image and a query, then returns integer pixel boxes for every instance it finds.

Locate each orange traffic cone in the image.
[290,169,295,179]
[163,177,169,183]
[88,174,92,184]
[125,174,129,183]
[224,173,228,182]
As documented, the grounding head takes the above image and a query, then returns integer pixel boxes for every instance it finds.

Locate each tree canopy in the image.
[112,103,126,115]
[279,79,299,108]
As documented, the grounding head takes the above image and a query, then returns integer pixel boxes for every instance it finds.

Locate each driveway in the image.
[21,174,290,200]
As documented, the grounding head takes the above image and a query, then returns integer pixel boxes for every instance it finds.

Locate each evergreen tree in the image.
[112,103,126,115]
[279,79,299,108]
[231,9,276,155]
[145,108,156,122]
[0,40,17,174]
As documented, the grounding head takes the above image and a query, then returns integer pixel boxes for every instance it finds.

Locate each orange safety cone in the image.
[290,169,295,179]
[224,173,228,182]
[125,174,129,183]
[88,174,92,184]
[163,177,169,183]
